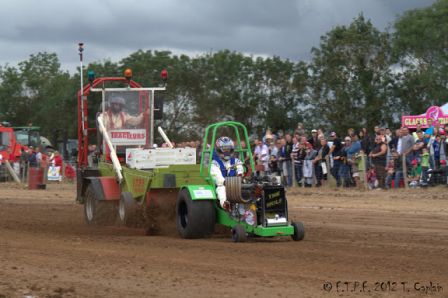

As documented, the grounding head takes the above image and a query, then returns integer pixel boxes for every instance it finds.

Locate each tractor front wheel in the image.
[231,224,247,243]
[176,189,215,239]
[84,184,117,225]
[291,221,305,241]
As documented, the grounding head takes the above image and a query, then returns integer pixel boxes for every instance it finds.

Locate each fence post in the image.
[402,154,408,189]
[291,160,297,188]
[360,152,368,189]
[4,160,21,183]
[26,162,30,186]
[43,163,48,184]
[62,161,66,182]
[325,155,335,187]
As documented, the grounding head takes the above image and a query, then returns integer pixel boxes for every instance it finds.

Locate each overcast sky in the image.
[0,0,435,73]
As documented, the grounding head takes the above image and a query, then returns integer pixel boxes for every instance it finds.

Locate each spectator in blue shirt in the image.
[424,118,434,136]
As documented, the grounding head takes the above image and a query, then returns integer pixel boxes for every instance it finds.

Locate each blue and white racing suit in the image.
[210,154,244,207]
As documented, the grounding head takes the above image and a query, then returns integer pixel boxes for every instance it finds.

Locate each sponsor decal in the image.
[109,129,147,145]
[193,189,213,198]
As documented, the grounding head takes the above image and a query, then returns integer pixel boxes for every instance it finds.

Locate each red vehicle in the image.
[0,123,22,163]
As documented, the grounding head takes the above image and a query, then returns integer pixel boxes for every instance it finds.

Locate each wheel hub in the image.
[119,199,126,222]
[86,198,94,221]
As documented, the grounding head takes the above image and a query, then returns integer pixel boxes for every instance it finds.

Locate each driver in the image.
[210,136,244,210]
[102,96,148,129]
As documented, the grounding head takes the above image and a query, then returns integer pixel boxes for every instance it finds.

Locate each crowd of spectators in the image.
[250,120,448,189]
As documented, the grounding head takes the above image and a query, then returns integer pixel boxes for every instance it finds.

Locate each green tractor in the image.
[76,68,304,242]
[176,121,305,242]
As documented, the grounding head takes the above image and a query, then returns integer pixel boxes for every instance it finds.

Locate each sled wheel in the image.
[84,184,116,225]
[118,191,139,227]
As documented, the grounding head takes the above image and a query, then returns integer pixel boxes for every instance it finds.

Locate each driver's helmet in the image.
[216,136,234,161]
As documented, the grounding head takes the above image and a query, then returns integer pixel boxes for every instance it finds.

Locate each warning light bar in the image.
[124,68,133,81]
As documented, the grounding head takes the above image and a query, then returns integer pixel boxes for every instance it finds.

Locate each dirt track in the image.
[0,182,447,298]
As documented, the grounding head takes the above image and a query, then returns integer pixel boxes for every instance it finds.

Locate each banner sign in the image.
[48,166,62,181]
[109,129,147,146]
[402,106,448,128]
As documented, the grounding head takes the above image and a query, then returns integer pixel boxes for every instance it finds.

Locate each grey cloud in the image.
[0,0,436,72]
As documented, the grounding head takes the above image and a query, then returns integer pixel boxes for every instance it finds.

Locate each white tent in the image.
[441,103,448,115]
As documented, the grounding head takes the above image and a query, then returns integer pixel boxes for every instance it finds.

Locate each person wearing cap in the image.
[102,96,149,129]
[263,129,276,145]
[345,134,362,185]
[308,129,321,150]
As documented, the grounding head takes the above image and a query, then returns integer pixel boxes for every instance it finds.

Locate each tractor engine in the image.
[224,176,288,228]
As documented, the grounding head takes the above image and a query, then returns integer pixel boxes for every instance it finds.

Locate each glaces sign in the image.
[109,129,147,145]
[402,106,448,128]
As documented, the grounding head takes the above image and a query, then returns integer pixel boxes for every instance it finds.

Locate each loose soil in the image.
[0,182,447,297]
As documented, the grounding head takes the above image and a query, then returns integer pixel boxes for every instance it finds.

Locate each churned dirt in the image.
[0,182,447,298]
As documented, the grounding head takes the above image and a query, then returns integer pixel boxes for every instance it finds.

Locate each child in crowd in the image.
[409,158,421,188]
[420,147,430,186]
[385,158,395,189]
[366,166,378,189]
[303,143,317,187]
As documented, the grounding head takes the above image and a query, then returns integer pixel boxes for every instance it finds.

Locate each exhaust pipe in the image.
[158,127,174,149]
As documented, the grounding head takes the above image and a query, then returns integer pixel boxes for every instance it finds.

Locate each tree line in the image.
[0,0,447,143]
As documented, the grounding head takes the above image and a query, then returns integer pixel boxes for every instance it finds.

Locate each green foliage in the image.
[310,14,394,133]
[392,0,448,115]
[0,52,78,143]
[393,0,448,65]
[0,66,26,124]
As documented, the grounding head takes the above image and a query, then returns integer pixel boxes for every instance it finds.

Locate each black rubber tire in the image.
[117,192,138,227]
[176,189,215,239]
[231,224,247,243]
[84,184,117,225]
[291,221,305,241]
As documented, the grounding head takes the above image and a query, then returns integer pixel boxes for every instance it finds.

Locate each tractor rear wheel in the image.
[84,184,117,225]
[176,189,215,239]
[291,221,305,241]
[231,224,247,242]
